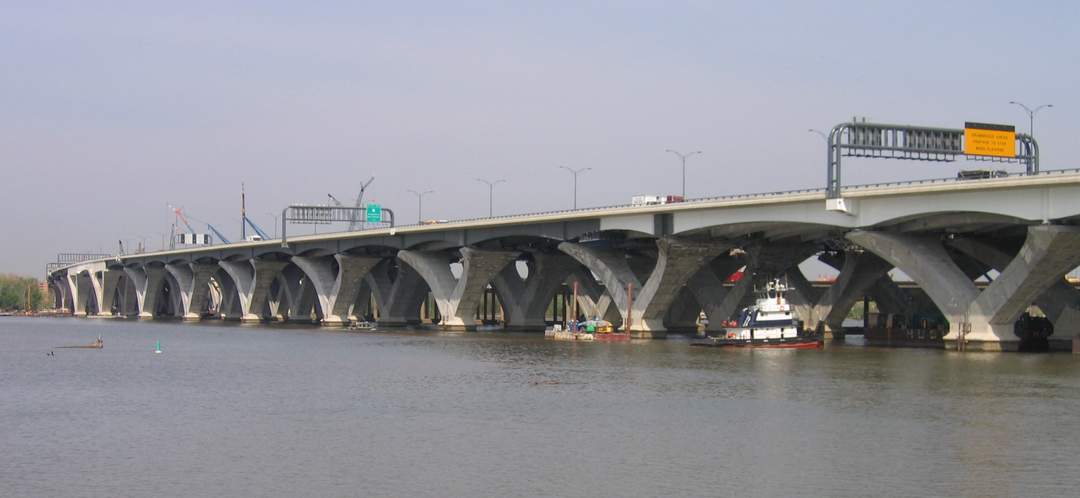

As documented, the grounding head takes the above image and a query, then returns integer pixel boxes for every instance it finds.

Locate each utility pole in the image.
[475,178,506,217]
[408,189,435,223]
[665,149,702,198]
[558,166,592,209]
[266,212,279,238]
[241,182,247,241]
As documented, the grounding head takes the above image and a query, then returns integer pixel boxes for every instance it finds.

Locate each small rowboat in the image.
[57,335,103,349]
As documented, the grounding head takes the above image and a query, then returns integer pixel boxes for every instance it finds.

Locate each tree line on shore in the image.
[0,274,49,311]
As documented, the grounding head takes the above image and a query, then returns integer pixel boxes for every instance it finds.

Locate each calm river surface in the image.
[3,317,1080,497]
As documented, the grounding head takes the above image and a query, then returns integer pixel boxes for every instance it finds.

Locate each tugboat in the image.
[693,279,822,349]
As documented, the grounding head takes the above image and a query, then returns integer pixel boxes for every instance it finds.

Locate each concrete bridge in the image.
[48,170,1080,351]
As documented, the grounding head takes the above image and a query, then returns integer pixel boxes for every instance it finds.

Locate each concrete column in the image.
[849,226,1080,351]
[94,270,122,317]
[74,272,92,315]
[806,251,892,335]
[565,267,622,326]
[165,262,218,321]
[266,277,287,320]
[559,238,728,337]
[48,280,63,309]
[292,254,382,327]
[949,237,1080,350]
[122,265,166,319]
[365,259,430,326]
[65,273,81,313]
[219,259,289,323]
[665,287,705,332]
[492,252,578,330]
[57,276,72,313]
[117,276,134,316]
[398,248,519,330]
[350,280,375,322]
[290,277,318,322]
[268,265,306,321]
[215,270,241,319]
[686,264,753,332]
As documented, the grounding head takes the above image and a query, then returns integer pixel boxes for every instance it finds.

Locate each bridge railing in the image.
[382,167,1080,230]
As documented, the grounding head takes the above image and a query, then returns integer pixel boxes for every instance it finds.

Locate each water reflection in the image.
[2,317,1079,497]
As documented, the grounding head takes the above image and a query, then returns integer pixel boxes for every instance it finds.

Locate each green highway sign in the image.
[366,203,382,223]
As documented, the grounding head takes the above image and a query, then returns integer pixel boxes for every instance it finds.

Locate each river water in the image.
[2,317,1079,497]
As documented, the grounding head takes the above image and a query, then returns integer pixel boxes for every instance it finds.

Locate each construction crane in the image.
[350,176,375,230]
[239,182,271,240]
[171,204,232,244]
[170,205,198,233]
[328,176,375,231]
[243,216,270,240]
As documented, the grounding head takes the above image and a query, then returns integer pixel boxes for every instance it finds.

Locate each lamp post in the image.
[407,189,435,223]
[475,178,506,217]
[665,149,702,198]
[558,166,592,209]
[1009,101,1053,138]
[808,128,829,143]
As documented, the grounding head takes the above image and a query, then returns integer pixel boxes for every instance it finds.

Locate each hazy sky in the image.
[2,1,1076,276]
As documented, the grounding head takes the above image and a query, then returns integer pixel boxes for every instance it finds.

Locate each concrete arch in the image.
[210,267,243,320]
[147,270,181,318]
[269,264,318,322]
[77,270,99,316]
[489,251,581,330]
[869,211,1029,233]
[676,221,840,242]
[110,271,136,316]
[48,281,63,309]
[365,258,432,327]
[396,247,519,330]
[848,225,1080,350]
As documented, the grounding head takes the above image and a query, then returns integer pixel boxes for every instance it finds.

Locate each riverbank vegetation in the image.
[0,274,48,311]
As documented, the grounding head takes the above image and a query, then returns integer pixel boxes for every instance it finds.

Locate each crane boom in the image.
[185,212,231,244]
[205,223,231,244]
[170,205,197,233]
[349,176,375,231]
[244,216,270,240]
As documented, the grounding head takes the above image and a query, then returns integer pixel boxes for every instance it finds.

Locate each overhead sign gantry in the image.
[824,119,1039,211]
[279,204,395,247]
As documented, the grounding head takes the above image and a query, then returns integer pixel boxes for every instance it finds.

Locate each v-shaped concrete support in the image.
[559,238,728,336]
[848,226,1080,350]
[292,254,382,326]
[398,248,519,330]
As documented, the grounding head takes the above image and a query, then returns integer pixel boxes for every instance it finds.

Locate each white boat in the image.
[348,321,377,331]
[695,278,821,349]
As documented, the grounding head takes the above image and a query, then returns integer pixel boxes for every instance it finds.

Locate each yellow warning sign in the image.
[964,122,1015,158]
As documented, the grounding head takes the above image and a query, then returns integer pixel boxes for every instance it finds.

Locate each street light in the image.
[665,149,702,198]
[808,128,829,142]
[407,189,435,223]
[475,178,506,217]
[559,166,592,210]
[1009,101,1053,138]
